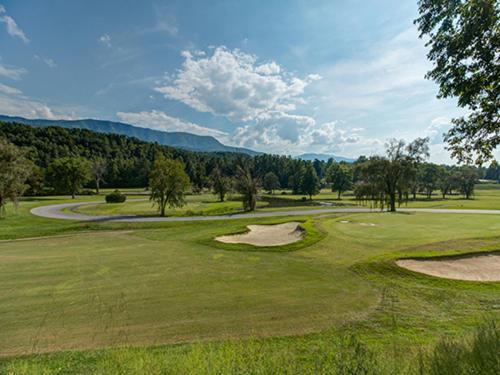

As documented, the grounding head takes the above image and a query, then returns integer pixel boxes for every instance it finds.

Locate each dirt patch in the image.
[396,254,500,281]
[215,222,304,247]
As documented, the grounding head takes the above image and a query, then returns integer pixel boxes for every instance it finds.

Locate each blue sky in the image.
[0,0,493,163]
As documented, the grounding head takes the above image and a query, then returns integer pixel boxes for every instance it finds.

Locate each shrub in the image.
[105,190,126,203]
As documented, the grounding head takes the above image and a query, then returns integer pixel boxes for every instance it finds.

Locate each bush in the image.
[105,190,126,203]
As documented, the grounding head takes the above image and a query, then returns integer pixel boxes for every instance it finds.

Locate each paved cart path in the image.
[30,202,500,222]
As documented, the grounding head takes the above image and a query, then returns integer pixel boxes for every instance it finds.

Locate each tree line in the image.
[0,121,496,216]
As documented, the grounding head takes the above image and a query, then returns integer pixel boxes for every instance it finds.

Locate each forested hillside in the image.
[0,121,303,190]
[0,115,259,155]
[1,121,498,201]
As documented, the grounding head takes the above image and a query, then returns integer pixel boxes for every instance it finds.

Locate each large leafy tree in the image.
[0,139,33,217]
[415,0,499,164]
[234,161,259,211]
[262,172,280,194]
[326,162,353,199]
[301,163,321,200]
[456,165,479,199]
[149,155,190,217]
[420,163,441,199]
[47,157,91,199]
[210,164,231,202]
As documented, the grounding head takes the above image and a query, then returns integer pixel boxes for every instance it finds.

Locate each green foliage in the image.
[105,189,127,203]
[415,0,499,164]
[149,155,190,216]
[419,321,499,375]
[234,162,258,211]
[301,163,320,199]
[456,165,479,199]
[420,163,441,198]
[485,160,500,181]
[210,165,231,202]
[0,139,33,217]
[262,171,280,194]
[326,162,353,199]
[355,138,430,211]
[47,157,91,199]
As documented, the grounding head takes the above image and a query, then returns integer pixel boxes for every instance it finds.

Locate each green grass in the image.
[261,187,500,211]
[0,194,499,373]
[73,193,264,217]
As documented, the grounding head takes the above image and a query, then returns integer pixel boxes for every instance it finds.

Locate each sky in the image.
[0,0,495,163]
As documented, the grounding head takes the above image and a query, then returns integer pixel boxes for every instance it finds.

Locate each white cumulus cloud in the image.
[155,46,321,122]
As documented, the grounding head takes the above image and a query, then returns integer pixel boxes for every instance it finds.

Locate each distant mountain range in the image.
[295,153,355,163]
[0,115,260,155]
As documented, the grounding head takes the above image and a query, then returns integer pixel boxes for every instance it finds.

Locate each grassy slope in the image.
[0,197,500,362]
[0,194,499,372]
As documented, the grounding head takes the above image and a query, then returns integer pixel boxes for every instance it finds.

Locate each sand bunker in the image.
[216,222,303,247]
[397,254,500,281]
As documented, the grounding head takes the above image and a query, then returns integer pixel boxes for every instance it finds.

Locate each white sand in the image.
[396,254,500,281]
[215,222,303,247]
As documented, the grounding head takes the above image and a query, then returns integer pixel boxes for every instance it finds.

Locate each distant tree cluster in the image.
[353,138,481,210]
[0,121,495,215]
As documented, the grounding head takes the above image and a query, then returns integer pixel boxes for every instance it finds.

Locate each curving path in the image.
[30,202,500,222]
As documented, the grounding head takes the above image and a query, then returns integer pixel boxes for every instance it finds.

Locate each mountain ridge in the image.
[0,115,260,155]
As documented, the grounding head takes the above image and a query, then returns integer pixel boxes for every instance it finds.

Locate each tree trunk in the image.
[96,179,100,195]
[389,193,396,212]
[160,196,166,217]
[338,191,341,200]
[72,190,75,199]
